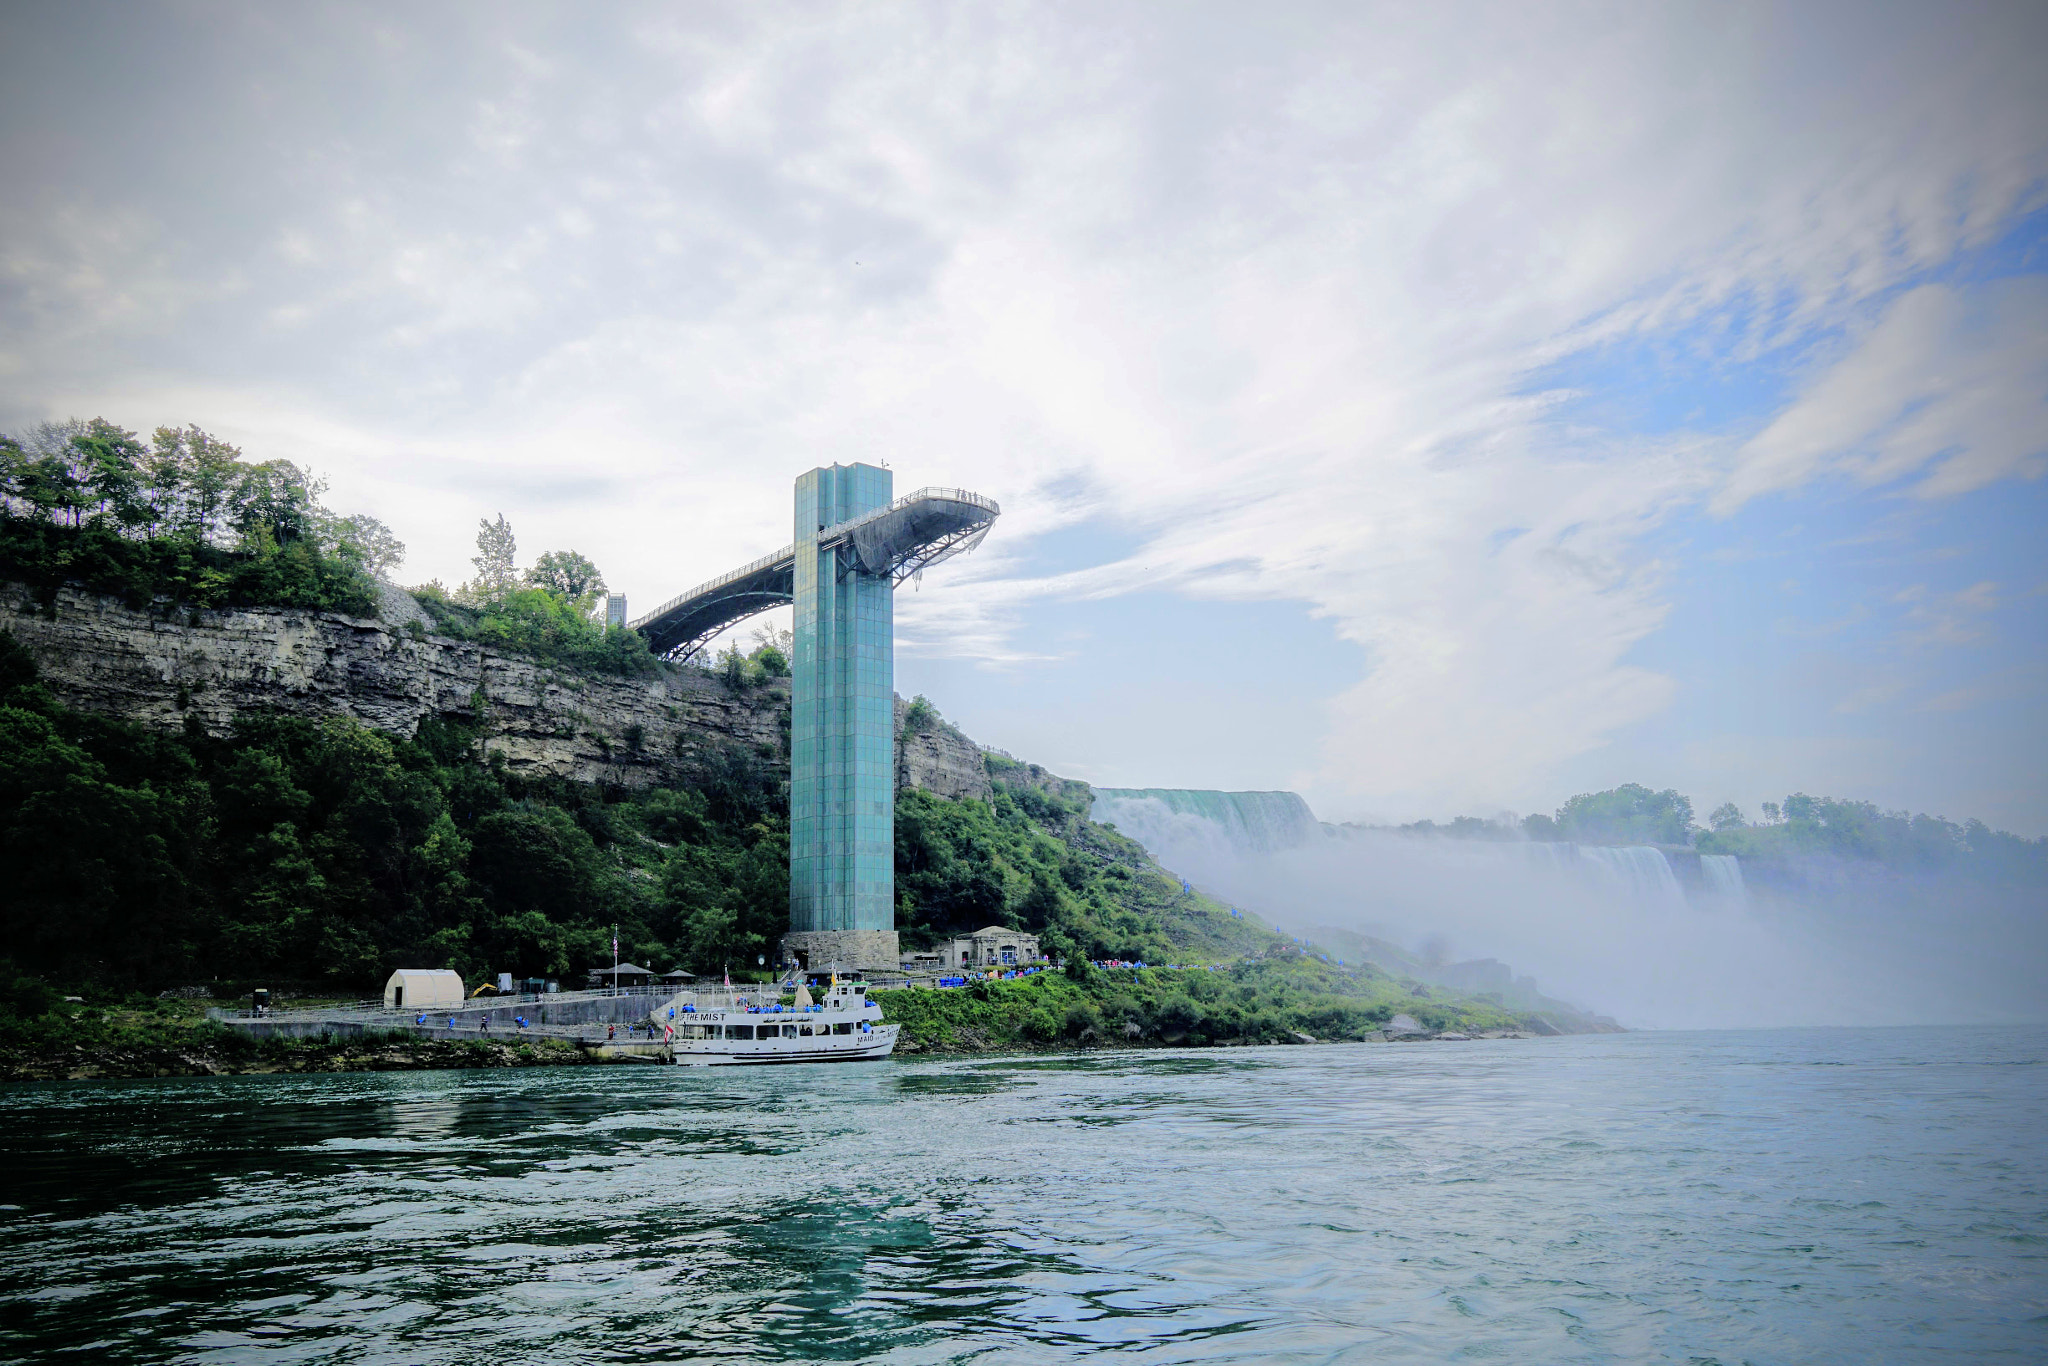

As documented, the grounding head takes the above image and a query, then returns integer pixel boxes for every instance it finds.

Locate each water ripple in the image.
[1,1028,2045,1362]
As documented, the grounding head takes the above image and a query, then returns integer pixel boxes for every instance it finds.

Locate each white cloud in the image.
[1722,281,2048,511]
[1,1,2045,815]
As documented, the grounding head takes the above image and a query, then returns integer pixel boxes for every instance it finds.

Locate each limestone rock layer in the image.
[6,584,786,787]
[6,583,1002,806]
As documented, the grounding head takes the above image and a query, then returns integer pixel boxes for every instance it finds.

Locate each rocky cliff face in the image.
[6,582,998,803]
[5,583,786,787]
[894,697,995,802]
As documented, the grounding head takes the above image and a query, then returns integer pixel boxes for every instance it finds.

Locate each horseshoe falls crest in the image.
[1089,789,1322,856]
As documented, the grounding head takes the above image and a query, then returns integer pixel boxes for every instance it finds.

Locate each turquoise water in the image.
[2,1029,2044,1363]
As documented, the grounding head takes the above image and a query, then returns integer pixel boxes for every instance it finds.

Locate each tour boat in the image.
[659,976,899,1065]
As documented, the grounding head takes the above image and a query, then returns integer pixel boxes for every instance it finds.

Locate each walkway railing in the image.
[216,983,683,1022]
[630,545,796,634]
[629,487,1002,636]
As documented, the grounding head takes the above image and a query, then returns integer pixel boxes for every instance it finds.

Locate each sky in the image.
[2,1,2044,832]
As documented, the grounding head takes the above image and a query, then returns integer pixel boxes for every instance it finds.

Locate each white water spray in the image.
[1092,791,2047,1029]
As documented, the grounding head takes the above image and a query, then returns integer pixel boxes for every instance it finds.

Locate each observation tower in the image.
[631,466,999,971]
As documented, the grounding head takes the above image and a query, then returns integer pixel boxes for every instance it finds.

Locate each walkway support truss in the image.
[628,486,999,661]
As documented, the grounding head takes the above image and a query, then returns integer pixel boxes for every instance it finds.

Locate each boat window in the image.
[833,1022,853,1035]
[800,1023,816,1036]
[678,1024,710,1040]
[729,1025,753,1040]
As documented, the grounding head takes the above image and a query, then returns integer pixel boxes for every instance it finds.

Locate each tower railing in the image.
[817,487,1001,546]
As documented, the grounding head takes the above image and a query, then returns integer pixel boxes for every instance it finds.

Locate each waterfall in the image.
[1090,789,1322,859]
[1523,842,1582,876]
[1700,854,1748,906]
[1572,845,1688,910]
[1522,842,1682,906]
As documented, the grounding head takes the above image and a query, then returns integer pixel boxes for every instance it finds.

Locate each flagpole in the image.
[612,922,618,998]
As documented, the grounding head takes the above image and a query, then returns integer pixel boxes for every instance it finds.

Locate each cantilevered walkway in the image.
[630,486,999,660]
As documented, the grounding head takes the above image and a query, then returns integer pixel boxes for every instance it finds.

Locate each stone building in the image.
[907,926,1043,973]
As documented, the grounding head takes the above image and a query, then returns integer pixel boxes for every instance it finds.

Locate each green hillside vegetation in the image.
[0,629,1288,1009]
[896,752,1275,964]
[408,582,661,677]
[0,625,780,994]
[878,956,1525,1051]
[406,524,662,677]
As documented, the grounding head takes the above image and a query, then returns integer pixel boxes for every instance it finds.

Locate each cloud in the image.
[1921,661,2048,714]
[1893,579,2002,649]
[1,2,2045,816]
[1721,280,2048,511]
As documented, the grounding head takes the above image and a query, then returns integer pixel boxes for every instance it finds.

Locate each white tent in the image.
[384,969,465,1010]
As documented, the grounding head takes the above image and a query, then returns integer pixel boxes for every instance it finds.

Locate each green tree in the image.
[140,427,190,539]
[748,624,792,677]
[234,459,325,551]
[1708,802,1746,832]
[466,805,607,927]
[74,420,150,530]
[1556,784,1695,845]
[12,421,89,525]
[167,426,246,545]
[463,514,518,604]
[330,513,406,579]
[524,550,605,611]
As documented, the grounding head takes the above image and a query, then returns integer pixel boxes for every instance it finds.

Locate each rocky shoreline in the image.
[0,1035,605,1083]
[1,1020,1599,1083]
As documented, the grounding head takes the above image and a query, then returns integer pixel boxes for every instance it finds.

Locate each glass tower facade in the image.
[789,463,896,934]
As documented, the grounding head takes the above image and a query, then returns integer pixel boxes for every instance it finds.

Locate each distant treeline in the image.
[1379,782,2045,884]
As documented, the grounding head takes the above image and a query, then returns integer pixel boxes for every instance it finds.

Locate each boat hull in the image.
[669,1024,899,1066]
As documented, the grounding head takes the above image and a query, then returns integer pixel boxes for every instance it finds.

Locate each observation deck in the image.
[631,486,999,660]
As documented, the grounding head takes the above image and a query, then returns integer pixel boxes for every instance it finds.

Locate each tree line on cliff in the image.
[0,416,668,677]
[0,418,389,617]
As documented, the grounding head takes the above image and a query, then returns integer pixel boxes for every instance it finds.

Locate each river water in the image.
[2,1028,2044,1363]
